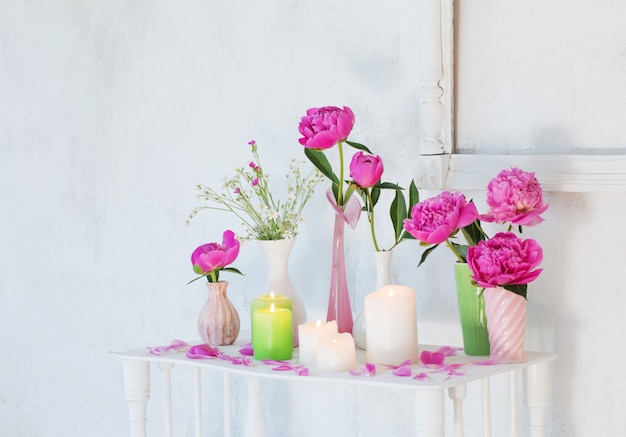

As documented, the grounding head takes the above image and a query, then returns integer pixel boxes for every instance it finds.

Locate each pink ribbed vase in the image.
[197,281,240,346]
[483,286,527,363]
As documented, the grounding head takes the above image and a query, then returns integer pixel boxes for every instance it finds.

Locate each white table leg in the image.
[122,359,151,437]
[193,367,202,437]
[416,389,445,437]
[481,377,491,437]
[158,362,174,437]
[525,361,552,437]
[449,384,467,437]
[243,376,267,437]
[223,371,232,437]
[509,370,518,437]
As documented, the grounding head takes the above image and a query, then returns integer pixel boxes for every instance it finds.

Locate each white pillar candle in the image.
[315,332,356,372]
[297,320,338,366]
[365,284,419,366]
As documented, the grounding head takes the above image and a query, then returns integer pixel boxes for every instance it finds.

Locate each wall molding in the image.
[415,154,626,193]
[418,2,625,193]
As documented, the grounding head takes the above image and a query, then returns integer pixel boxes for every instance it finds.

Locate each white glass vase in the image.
[353,250,393,350]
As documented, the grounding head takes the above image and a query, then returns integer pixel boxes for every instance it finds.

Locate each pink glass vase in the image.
[197,281,240,346]
[327,211,354,334]
[483,286,527,363]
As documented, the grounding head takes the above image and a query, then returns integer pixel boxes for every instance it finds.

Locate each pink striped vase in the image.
[483,286,527,363]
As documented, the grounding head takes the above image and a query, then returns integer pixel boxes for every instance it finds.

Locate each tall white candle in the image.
[364,284,419,366]
[315,332,356,372]
[297,320,338,366]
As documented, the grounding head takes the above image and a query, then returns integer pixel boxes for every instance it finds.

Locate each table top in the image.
[112,335,558,391]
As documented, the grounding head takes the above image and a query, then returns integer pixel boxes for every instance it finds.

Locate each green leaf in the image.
[186,275,206,285]
[370,186,381,207]
[417,244,439,267]
[222,267,244,276]
[343,183,356,205]
[304,148,338,184]
[449,241,469,263]
[345,140,372,154]
[390,188,408,241]
[503,284,528,300]
[460,217,488,246]
[354,187,369,211]
[408,180,420,209]
[400,230,416,240]
[376,181,403,190]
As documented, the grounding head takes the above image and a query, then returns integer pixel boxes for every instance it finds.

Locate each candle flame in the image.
[388,289,395,297]
[315,319,322,328]
[270,303,276,312]
[270,291,275,298]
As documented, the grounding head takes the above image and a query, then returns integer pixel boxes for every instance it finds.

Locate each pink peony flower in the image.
[467,231,543,288]
[403,191,479,245]
[191,230,240,280]
[298,106,355,149]
[480,167,549,226]
[349,151,384,188]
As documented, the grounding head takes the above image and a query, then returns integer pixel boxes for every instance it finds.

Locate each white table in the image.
[113,337,557,437]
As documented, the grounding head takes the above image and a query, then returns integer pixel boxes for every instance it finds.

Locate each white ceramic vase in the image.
[352,250,393,350]
[257,238,306,346]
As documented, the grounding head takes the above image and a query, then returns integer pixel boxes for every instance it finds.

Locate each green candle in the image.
[252,303,293,360]
[250,292,292,341]
[250,292,292,314]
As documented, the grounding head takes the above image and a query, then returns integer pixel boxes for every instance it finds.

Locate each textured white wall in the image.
[1,1,624,436]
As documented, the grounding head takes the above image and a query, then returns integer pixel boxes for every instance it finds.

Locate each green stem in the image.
[367,189,380,251]
[208,270,218,283]
[445,239,465,263]
[337,141,344,207]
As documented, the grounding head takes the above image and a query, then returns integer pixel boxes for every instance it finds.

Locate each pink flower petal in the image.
[365,362,377,376]
[413,372,430,381]
[350,363,377,377]
[383,359,413,370]
[271,365,296,371]
[186,344,220,359]
[261,359,289,366]
[238,343,254,356]
[420,350,445,366]
[435,346,461,356]
[392,366,413,377]
[147,340,191,355]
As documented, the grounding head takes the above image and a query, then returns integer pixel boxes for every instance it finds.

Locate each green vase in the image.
[454,263,490,356]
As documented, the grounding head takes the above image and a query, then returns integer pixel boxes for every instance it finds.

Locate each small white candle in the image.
[315,332,356,372]
[297,320,338,366]
[365,284,419,366]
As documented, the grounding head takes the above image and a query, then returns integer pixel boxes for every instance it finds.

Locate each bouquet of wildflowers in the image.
[188,140,322,240]
[403,167,549,298]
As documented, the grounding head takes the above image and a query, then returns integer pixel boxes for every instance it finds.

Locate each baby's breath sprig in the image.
[187,140,323,240]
